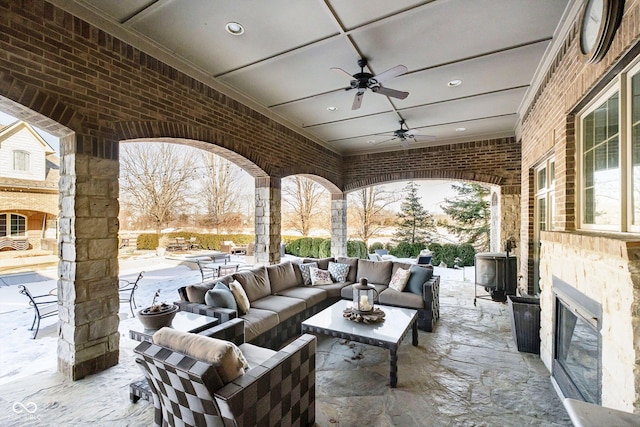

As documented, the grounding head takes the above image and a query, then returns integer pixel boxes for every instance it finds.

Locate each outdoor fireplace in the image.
[552,277,602,405]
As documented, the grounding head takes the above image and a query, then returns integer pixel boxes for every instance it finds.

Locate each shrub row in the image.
[284,237,368,259]
[136,233,254,250]
[428,242,476,267]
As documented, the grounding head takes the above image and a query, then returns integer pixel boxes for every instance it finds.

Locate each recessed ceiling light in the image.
[367,140,376,144]
[455,127,466,132]
[225,22,245,35]
[327,106,337,111]
[448,79,462,87]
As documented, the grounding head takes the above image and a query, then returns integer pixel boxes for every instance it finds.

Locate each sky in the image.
[0,111,461,213]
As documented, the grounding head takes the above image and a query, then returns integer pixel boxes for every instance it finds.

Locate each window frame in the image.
[12,150,30,172]
[0,213,26,237]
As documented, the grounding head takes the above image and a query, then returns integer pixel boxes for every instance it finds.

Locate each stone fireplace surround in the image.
[539,231,640,412]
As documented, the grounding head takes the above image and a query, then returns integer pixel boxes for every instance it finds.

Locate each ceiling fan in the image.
[331,58,409,110]
[377,120,436,149]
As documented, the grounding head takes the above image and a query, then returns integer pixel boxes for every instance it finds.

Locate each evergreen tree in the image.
[441,183,490,252]
[393,181,435,245]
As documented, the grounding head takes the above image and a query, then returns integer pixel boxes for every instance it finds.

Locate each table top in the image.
[129,311,219,342]
[301,299,417,345]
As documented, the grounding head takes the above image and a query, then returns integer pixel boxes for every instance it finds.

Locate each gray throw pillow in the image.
[405,265,434,295]
[298,262,318,286]
[328,261,350,283]
[205,282,238,311]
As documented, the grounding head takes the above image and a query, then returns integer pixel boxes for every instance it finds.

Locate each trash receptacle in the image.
[508,295,541,354]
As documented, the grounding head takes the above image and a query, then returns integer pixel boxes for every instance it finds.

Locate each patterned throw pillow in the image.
[328,261,350,283]
[309,267,333,285]
[298,262,318,286]
[388,268,411,292]
[229,280,250,314]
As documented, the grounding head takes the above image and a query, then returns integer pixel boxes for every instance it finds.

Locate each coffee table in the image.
[129,311,219,402]
[301,299,418,388]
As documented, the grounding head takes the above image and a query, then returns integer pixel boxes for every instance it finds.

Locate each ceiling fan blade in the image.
[400,139,410,149]
[372,86,409,100]
[331,67,354,80]
[412,134,436,142]
[405,129,419,136]
[352,91,364,110]
[373,65,408,83]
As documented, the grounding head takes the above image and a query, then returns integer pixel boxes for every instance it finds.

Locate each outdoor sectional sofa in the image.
[176,257,440,350]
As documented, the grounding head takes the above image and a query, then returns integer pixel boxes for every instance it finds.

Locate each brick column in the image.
[331,193,347,258]
[57,133,120,380]
[255,177,281,265]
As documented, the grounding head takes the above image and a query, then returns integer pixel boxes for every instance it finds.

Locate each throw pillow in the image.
[309,267,333,285]
[389,267,411,292]
[229,280,250,314]
[405,265,434,295]
[204,282,238,311]
[328,261,350,283]
[185,284,212,304]
[153,327,249,384]
[298,262,318,286]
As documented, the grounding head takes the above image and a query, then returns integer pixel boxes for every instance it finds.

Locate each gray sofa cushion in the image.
[313,282,348,298]
[276,286,327,308]
[289,258,305,284]
[233,267,271,302]
[186,283,214,303]
[340,282,388,301]
[336,257,359,283]
[240,308,280,342]
[379,288,424,309]
[357,259,393,285]
[267,261,300,293]
[304,257,333,270]
[205,282,238,311]
[251,295,306,322]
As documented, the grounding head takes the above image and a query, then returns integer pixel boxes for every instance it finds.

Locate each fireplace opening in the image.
[552,277,602,405]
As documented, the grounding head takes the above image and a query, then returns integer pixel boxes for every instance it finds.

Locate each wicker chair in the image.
[134,318,317,427]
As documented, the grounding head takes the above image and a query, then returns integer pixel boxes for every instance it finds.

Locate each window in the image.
[578,61,640,232]
[12,150,30,172]
[536,158,555,233]
[0,214,26,237]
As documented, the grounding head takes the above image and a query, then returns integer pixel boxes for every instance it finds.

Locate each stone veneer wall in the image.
[539,231,640,412]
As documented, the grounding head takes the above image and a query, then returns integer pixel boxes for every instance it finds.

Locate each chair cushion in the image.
[328,261,350,283]
[357,259,393,285]
[153,327,249,384]
[336,257,358,283]
[388,267,411,292]
[298,262,318,286]
[205,282,238,311]
[229,280,251,314]
[186,283,214,303]
[266,261,299,293]
[233,267,271,302]
[238,343,277,367]
[405,265,434,295]
[310,267,333,285]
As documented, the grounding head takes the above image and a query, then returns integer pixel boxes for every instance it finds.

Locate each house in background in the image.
[0,120,58,251]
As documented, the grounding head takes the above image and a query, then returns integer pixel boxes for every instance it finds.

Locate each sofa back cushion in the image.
[405,265,434,295]
[336,257,359,283]
[153,327,249,385]
[290,259,305,283]
[233,267,271,302]
[186,283,215,303]
[303,257,334,270]
[266,261,300,293]
[357,259,393,285]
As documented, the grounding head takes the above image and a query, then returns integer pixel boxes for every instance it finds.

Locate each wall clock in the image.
[579,0,624,64]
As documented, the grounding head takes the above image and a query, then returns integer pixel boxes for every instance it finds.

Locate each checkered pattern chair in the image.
[134,318,316,427]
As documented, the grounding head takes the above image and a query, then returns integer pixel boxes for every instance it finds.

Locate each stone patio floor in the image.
[0,262,571,426]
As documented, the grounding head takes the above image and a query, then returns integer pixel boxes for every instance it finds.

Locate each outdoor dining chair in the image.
[119,271,145,317]
[18,284,59,339]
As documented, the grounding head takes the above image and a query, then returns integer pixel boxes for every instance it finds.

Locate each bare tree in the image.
[281,176,328,236]
[348,186,399,248]
[200,153,246,233]
[119,142,196,235]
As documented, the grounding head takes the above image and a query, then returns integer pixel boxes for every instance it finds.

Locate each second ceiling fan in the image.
[332,58,409,110]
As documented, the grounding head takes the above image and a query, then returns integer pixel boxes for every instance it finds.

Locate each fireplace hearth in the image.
[552,277,602,405]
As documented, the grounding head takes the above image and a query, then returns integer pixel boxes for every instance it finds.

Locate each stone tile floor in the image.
[0,265,571,426]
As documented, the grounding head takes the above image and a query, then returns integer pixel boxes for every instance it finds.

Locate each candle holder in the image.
[352,278,378,313]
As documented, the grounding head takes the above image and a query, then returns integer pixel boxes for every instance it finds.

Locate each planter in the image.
[137,304,179,330]
[508,295,541,354]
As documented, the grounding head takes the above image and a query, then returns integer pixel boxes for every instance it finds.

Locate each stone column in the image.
[490,190,500,253]
[331,193,347,258]
[255,177,281,265]
[57,132,120,380]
